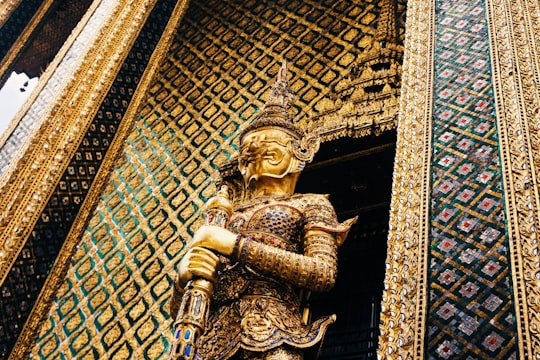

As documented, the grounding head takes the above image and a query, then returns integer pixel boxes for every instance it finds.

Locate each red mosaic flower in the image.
[438,155,455,167]
[455,20,468,29]
[456,55,470,64]
[457,163,474,175]
[457,189,475,202]
[475,99,490,111]
[459,281,480,298]
[439,109,455,120]
[457,115,472,127]
[473,59,487,69]
[439,131,455,143]
[456,93,471,105]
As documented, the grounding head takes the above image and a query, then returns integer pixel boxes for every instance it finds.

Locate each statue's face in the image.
[238,129,296,184]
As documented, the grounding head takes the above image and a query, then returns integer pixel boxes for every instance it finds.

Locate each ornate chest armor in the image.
[195,193,353,360]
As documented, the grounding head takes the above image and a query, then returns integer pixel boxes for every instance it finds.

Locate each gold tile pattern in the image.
[31,0,405,358]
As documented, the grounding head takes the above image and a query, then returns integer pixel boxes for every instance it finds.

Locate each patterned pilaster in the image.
[427,1,518,358]
[380,0,540,358]
[487,0,540,357]
[378,0,434,356]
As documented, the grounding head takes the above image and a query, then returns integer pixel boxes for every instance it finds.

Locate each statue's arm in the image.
[180,195,356,294]
[237,228,338,292]
[169,246,220,317]
[235,195,355,292]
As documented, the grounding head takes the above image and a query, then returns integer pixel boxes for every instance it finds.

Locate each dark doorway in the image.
[296,131,396,359]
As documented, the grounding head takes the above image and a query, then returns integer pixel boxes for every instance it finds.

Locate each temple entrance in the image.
[296,131,396,359]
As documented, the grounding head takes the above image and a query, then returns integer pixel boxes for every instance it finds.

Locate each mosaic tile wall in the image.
[427,1,518,358]
[0,0,177,358]
[31,0,406,358]
[0,0,42,64]
[0,0,118,174]
[12,0,94,79]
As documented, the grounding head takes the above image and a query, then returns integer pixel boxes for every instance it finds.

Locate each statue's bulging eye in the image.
[263,147,287,167]
[264,150,278,159]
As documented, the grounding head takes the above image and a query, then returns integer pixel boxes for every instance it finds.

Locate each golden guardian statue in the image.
[169,62,357,360]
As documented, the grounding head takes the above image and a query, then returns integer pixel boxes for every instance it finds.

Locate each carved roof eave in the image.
[355,44,404,64]
[335,71,402,97]
[303,84,400,143]
[311,109,398,143]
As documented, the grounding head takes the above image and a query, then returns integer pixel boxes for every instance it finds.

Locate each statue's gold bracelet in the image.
[232,233,246,260]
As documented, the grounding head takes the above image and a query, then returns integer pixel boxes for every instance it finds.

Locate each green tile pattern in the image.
[0,0,176,358]
[427,1,519,358]
[32,0,406,358]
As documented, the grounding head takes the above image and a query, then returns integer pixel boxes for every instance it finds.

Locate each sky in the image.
[0,71,38,137]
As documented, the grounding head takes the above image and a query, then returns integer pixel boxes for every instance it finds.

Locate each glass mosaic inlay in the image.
[0,0,177,357]
[427,1,519,358]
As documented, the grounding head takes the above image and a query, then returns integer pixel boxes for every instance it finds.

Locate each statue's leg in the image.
[240,347,303,360]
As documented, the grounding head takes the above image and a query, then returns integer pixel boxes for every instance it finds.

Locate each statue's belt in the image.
[212,265,300,307]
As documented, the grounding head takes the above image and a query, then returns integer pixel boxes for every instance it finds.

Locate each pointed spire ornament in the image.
[264,61,296,111]
[240,61,305,141]
[305,0,403,141]
[374,0,398,45]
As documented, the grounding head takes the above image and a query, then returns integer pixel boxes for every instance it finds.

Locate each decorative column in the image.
[0,0,189,358]
[379,0,540,358]
[303,0,403,141]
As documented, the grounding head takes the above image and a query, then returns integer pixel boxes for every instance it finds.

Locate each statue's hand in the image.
[177,246,220,287]
[191,225,237,256]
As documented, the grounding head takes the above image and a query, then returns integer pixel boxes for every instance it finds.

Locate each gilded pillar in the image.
[0,0,189,358]
[380,0,540,358]
[487,0,540,357]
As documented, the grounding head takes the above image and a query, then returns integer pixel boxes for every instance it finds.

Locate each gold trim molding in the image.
[377,0,434,358]
[0,0,23,29]
[379,0,540,358]
[8,1,192,357]
[0,0,160,289]
[0,0,105,155]
[487,0,540,358]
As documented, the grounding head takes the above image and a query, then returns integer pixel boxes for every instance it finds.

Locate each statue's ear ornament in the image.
[291,133,320,163]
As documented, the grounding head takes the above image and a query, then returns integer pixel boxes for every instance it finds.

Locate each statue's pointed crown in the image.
[240,62,305,141]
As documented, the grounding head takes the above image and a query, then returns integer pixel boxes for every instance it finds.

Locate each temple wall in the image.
[4,0,538,358]
[24,1,406,358]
